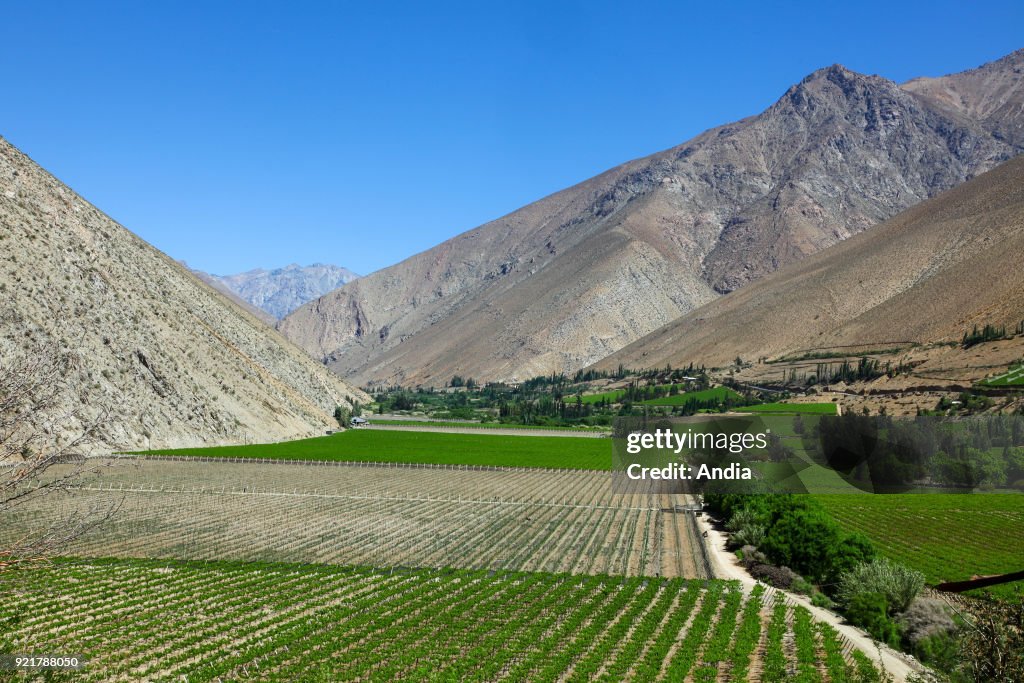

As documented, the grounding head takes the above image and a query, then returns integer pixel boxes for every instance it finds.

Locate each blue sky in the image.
[3,1,1022,276]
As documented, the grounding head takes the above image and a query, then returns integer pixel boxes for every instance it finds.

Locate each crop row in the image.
[1,484,706,578]
[816,493,1024,596]
[0,558,880,682]
[50,458,669,508]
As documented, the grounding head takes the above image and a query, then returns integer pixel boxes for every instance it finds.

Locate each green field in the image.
[130,429,611,470]
[741,402,838,415]
[0,557,880,682]
[579,388,627,404]
[817,494,1024,598]
[979,362,1024,387]
[639,386,743,406]
[370,419,608,432]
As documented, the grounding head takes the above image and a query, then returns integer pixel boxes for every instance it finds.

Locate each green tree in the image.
[760,507,842,583]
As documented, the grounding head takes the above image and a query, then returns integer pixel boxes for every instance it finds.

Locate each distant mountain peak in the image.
[195,262,359,319]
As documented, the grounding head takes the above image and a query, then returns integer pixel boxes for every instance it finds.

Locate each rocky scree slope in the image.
[0,137,368,452]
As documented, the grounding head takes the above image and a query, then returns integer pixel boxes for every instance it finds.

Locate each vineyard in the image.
[817,493,1024,598]
[3,459,708,578]
[0,557,884,682]
[129,429,611,469]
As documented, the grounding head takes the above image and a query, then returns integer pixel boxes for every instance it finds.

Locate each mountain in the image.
[0,136,368,451]
[279,49,1024,387]
[591,153,1024,372]
[196,263,359,319]
[903,49,1024,147]
[187,266,277,325]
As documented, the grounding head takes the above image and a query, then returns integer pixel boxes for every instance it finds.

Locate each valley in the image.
[2,34,1023,683]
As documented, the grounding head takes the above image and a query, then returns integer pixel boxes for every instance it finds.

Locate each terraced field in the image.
[979,362,1024,387]
[3,459,707,578]
[0,558,882,682]
[817,493,1024,597]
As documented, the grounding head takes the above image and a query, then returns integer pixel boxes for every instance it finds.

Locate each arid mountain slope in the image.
[281,50,1024,386]
[904,48,1024,147]
[0,137,367,452]
[198,263,359,319]
[591,154,1024,372]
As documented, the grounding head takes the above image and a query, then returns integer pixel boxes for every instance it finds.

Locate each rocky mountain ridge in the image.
[591,153,1024,372]
[197,263,359,319]
[277,50,1024,386]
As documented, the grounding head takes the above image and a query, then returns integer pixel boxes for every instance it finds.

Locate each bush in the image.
[910,631,961,673]
[960,592,1024,682]
[791,576,815,596]
[760,507,842,582]
[898,598,957,646]
[726,507,762,531]
[739,545,767,568]
[749,563,797,589]
[846,592,900,646]
[838,558,926,614]
[811,591,835,609]
[731,523,766,548]
[829,533,876,582]
[707,491,877,588]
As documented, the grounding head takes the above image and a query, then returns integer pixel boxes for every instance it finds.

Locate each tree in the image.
[333,405,350,427]
[760,507,842,582]
[1,337,115,570]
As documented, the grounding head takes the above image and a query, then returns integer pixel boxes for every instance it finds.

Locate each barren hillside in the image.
[591,154,1024,372]
[280,49,1024,386]
[0,137,368,452]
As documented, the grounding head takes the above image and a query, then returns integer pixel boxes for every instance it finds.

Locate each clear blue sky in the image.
[3,1,1021,276]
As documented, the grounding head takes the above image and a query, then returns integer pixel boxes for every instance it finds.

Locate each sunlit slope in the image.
[593,153,1024,371]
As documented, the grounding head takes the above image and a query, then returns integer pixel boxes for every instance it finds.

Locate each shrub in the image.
[898,598,956,646]
[846,592,900,646]
[760,507,842,582]
[811,591,835,609]
[739,545,767,568]
[749,563,797,589]
[726,507,762,532]
[909,631,961,672]
[829,533,876,582]
[708,491,876,587]
[837,558,925,614]
[960,592,1024,683]
[731,523,766,548]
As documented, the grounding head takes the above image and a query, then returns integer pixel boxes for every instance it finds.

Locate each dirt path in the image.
[693,513,926,682]
[364,424,609,438]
